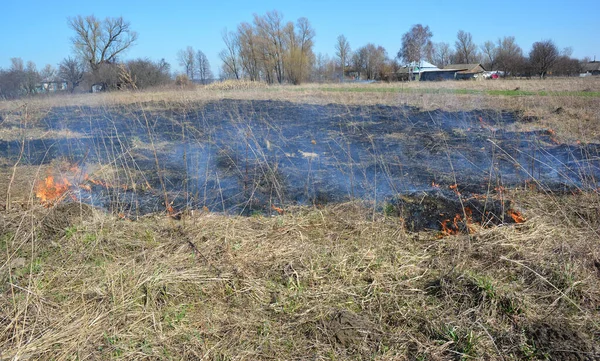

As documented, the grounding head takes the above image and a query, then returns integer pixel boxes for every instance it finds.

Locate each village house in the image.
[36,80,68,93]
[581,61,600,76]
[444,64,486,79]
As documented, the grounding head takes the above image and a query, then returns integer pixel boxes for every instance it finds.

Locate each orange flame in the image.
[508,210,525,223]
[271,204,284,215]
[449,184,461,195]
[35,176,71,206]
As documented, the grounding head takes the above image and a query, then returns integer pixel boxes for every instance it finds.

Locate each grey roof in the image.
[582,62,600,72]
[444,64,486,72]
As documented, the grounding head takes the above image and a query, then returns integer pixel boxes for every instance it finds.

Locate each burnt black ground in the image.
[3,100,600,222]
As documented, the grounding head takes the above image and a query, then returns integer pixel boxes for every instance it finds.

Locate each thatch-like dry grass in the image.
[1,192,599,360]
[1,78,600,360]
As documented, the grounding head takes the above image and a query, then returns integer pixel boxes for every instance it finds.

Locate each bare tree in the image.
[496,36,525,76]
[354,43,387,80]
[454,30,479,64]
[312,52,336,82]
[58,57,84,93]
[10,58,24,72]
[253,10,287,84]
[23,61,40,95]
[529,39,559,78]
[219,30,241,80]
[285,17,315,84]
[397,24,433,64]
[40,64,56,81]
[352,47,368,79]
[123,58,171,89]
[196,50,213,84]
[431,42,453,68]
[237,22,260,80]
[0,60,26,99]
[68,15,138,72]
[177,46,196,80]
[481,41,498,70]
[335,35,351,81]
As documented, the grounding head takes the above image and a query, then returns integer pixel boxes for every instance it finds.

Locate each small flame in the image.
[35,176,71,206]
[449,184,460,195]
[271,204,284,215]
[432,181,440,188]
[508,210,525,223]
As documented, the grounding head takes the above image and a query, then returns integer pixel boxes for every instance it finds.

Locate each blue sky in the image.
[1,0,599,76]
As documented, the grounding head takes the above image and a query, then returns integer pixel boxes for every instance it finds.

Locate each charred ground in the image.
[2,99,599,230]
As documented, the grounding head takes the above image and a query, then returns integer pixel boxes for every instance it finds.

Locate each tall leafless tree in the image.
[177,46,196,80]
[219,30,241,80]
[431,42,453,68]
[196,50,213,84]
[68,15,138,72]
[454,30,479,64]
[335,35,351,81]
[496,36,525,76]
[253,10,287,84]
[237,22,260,80]
[397,24,433,64]
[529,39,559,78]
[10,58,24,72]
[481,41,498,70]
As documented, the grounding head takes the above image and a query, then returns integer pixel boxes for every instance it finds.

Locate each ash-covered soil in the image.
[2,99,599,223]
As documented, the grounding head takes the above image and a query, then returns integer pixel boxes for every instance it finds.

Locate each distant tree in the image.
[529,39,559,78]
[253,10,288,84]
[68,15,138,73]
[352,47,367,79]
[553,48,581,76]
[123,58,171,89]
[312,52,337,82]
[397,24,433,64]
[37,64,57,93]
[219,30,241,80]
[59,57,84,93]
[356,43,387,80]
[496,36,525,76]
[284,17,316,84]
[23,61,40,95]
[10,58,24,72]
[237,22,260,80]
[0,67,25,99]
[177,46,196,80]
[40,64,57,82]
[481,41,498,70]
[195,50,213,84]
[335,35,351,81]
[454,30,479,64]
[431,42,453,68]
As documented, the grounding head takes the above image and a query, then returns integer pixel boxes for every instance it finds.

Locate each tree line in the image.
[397,24,582,78]
[0,12,593,99]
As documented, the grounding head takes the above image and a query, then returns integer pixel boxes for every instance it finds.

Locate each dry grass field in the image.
[1,78,600,360]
